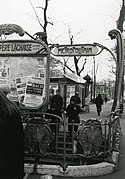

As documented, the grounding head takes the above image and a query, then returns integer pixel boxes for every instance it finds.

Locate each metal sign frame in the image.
[0,24,50,110]
[0,40,48,57]
[52,43,99,57]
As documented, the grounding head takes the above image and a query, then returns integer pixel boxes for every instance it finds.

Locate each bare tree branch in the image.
[36,6,44,10]
[48,21,53,26]
[28,0,43,28]
[27,13,43,22]
[65,64,75,73]
[79,58,87,74]
[47,17,54,25]
[43,0,48,32]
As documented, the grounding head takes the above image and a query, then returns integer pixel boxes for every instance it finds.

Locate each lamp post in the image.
[93,37,124,111]
[93,42,117,68]
[93,56,96,99]
[108,29,124,108]
[93,42,117,106]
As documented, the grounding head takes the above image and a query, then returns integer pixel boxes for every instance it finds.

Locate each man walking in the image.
[95,94,103,116]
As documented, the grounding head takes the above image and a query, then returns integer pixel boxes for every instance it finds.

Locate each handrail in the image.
[22,112,63,123]
[108,109,121,153]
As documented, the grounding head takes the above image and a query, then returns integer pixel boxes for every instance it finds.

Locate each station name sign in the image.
[52,44,99,56]
[0,40,47,56]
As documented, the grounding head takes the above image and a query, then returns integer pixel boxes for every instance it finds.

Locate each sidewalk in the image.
[80,100,113,121]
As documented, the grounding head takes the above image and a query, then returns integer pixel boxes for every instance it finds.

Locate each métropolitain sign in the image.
[52,44,99,56]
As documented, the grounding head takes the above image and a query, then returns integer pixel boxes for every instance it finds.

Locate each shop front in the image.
[50,73,86,108]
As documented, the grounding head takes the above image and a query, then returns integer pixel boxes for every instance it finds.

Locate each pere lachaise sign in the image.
[52,44,99,56]
[0,40,47,56]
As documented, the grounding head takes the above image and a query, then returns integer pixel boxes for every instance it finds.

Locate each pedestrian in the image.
[104,96,108,103]
[66,98,81,136]
[70,92,81,105]
[49,87,54,108]
[0,91,25,179]
[95,93,104,116]
[84,95,90,112]
[50,89,63,118]
[46,103,61,135]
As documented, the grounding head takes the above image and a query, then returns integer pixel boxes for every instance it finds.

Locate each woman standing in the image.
[0,91,24,179]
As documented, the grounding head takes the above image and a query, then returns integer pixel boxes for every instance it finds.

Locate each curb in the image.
[25,151,118,177]
[25,162,115,177]
[24,128,120,177]
[24,136,120,177]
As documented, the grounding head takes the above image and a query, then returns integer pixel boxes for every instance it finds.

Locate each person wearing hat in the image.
[66,98,81,136]
[50,89,63,118]
[70,92,81,105]
[46,103,60,135]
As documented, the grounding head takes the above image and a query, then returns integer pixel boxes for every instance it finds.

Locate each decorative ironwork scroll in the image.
[77,118,103,157]
[24,117,53,155]
[0,24,25,36]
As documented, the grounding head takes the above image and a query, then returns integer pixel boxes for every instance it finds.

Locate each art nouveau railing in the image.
[21,110,121,173]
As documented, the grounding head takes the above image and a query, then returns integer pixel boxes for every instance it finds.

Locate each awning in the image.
[64,73,86,84]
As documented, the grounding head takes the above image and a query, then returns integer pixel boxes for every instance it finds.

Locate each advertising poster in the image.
[15,76,27,103]
[23,76,45,107]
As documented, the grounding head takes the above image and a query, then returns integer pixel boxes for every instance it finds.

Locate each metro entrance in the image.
[0,24,122,178]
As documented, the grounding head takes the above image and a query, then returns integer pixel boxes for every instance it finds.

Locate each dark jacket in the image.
[46,108,60,134]
[70,95,81,105]
[66,103,80,133]
[50,94,63,117]
[95,95,103,107]
[66,103,80,123]
[0,93,24,178]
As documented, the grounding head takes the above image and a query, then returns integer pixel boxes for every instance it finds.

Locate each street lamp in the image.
[93,42,118,104]
[108,29,124,108]
[93,42,117,68]
[93,56,96,99]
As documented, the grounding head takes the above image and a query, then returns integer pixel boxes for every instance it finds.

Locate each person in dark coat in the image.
[49,87,54,108]
[50,89,63,118]
[0,91,25,179]
[46,103,61,135]
[104,96,108,103]
[70,92,81,105]
[95,93,104,116]
[66,98,81,136]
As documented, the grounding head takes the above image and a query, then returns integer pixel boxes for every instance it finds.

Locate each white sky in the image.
[0,0,122,81]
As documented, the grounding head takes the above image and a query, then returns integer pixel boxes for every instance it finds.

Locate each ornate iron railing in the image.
[22,109,121,172]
